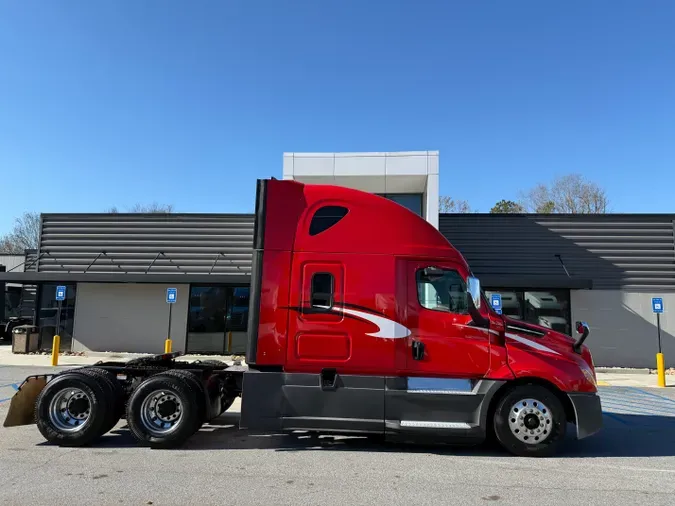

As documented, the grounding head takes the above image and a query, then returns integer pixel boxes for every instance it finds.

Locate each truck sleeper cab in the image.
[3,178,602,457]
[240,179,602,457]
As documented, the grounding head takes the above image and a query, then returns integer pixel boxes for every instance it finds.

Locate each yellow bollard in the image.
[164,339,172,353]
[656,353,666,388]
[227,331,233,353]
[51,335,60,366]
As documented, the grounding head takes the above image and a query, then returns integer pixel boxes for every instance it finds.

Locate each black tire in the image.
[77,368,125,433]
[126,374,200,449]
[161,370,207,426]
[35,372,110,447]
[493,384,567,457]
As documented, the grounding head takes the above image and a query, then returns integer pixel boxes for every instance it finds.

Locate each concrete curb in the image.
[595,367,651,375]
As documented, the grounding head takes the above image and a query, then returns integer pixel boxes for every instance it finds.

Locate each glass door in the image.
[186,286,228,354]
[224,286,249,355]
[38,283,77,351]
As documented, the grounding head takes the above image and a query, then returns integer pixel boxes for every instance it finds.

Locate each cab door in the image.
[282,254,386,434]
[404,260,491,378]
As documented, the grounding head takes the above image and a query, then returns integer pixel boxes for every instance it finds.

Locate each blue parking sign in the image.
[491,293,502,315]
[56,285,66,301]
[166,288,177,304]
[652,297,664,314]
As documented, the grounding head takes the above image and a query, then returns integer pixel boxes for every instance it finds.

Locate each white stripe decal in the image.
[317,305,411,339]
[505,333,560,355]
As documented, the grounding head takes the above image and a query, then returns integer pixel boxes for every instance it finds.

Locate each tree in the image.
[519,174,608,214]
[107,203,175,213]
[439,196,471,213]
[490,199,524,214]
[0,212,41,254]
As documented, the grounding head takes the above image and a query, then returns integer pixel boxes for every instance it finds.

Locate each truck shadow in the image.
[94,411,675,458]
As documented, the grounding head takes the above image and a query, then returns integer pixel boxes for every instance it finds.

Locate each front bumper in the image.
[568,392,603,439]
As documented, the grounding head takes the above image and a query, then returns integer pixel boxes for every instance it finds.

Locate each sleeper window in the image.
[309,206,348,236]
[416,268,468,314]
[311,273,334,308]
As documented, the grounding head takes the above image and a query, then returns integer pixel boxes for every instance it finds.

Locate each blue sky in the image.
[1,1,674,232]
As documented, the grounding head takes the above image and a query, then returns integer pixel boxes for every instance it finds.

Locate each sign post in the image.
[652,297,666,387]
[53,286,66,366]
[165,288,177,353]
[491,293,502,315]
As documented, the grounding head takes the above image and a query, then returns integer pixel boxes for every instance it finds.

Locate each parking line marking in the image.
[628,387,675,406]
[597,380,611,386]
[603,412,630,425]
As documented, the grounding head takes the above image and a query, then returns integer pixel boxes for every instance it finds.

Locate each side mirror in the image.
[467,276,481,309]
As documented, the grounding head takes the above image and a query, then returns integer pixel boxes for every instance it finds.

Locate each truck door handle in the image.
[412,340,425,361]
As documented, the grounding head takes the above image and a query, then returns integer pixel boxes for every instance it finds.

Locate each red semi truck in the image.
[3,178,602,457]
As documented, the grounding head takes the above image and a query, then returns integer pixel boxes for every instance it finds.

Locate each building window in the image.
[226,287,249,331]
[188,286,228,335]
[187,285,250,354]
[484,288,571,335]
[377,193,423,217]
[309,206,349,236]
[4,286,22,319]
[416,268,468,314]
[311,273,334,308]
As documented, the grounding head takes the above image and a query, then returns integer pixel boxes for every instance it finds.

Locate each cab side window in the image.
[311,272,334,308]
[416,268,468,314]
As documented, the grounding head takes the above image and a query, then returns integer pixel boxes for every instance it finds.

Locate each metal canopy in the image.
[479,275,592,290]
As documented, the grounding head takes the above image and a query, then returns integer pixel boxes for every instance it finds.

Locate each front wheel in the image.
[493,384,567,457]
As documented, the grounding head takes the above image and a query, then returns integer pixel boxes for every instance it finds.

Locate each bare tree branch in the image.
[127,203,175,213]
[105,203,174,213]
[439,196,472,213]
[519,174,608,214]
[0,212,40,254]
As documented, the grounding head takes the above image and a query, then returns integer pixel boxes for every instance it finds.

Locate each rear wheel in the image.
[35,372,110,447]
[76,368,125,433]
[126,374,200,449]
[493,384,567,457]
[161,370,207,426]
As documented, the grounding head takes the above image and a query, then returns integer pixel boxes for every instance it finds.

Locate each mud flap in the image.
[3,376,48,427]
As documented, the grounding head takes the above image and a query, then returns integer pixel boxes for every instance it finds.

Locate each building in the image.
[1,252,37,324]
[0,151,673,368]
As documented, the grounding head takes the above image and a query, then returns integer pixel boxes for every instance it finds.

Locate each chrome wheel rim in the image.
[508,398,552,444]
[48,388,92,433]
[140,390,183,436]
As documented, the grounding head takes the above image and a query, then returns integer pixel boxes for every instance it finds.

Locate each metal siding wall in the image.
[37,214,255,278]
[571,289,675,368]
[72,283,190,353]
[440,214,675,291]
[0,255,26,272]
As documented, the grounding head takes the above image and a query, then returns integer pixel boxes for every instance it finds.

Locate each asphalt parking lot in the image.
[2,365,675,506]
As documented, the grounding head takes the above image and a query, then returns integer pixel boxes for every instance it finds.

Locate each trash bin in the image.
[12,325,40,354]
